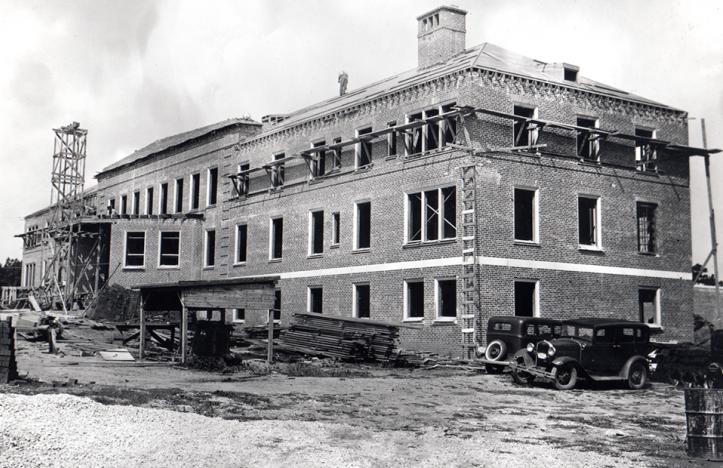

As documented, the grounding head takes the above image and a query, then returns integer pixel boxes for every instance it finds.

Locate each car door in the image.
[611,327,637,373]
[588,326,617,375]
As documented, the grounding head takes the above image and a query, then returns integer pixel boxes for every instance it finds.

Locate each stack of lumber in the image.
[0,318,18,383]
[280,312,400,361]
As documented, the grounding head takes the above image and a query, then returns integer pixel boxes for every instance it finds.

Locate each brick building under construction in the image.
[19,6,706,357]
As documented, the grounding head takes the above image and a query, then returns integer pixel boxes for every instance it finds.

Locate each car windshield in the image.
[562,325,593,340]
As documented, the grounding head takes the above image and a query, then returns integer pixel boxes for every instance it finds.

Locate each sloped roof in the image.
[99,117,260,175]
[260,42,679,136]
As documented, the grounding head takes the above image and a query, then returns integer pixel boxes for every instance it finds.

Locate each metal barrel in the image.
[684,388,723,460]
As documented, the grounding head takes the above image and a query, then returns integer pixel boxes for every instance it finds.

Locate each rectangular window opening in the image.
[233,308,245,323]
[354,283,370,318]
[204,230,216,267]
[577,117,599,161]
[235,224,247,264]
[637,202,657,254]
[235,163,250,197]
[191,173,200,210]
[405,280,424,319]
[356,127,373,168]
[387,121,397,157]
[514,280,538,317]
[311,141,326,178]
[145,187,154,215]
[514,188,537,242]
[441,103,458,145]
[270,217,283,260]
[309,210,324,255]
[425,108,440,151]
[331,137,342,171]
[513,106,537,147]
[635,128,657,172]
[124,232,145,268]
[408,112,423,155]
[355,201,371,250]
[271,153,285,187]
[407,187,456,242]
[159,231,180,267]
[308,287,323,314]
[578,196,600,247]
[436,279,457,319]
[207,167,218,206]
[331,212,340,246]
[132,191,140,215]
[638,288,660,326]
[271,289,281,322]
[160,183,168,215]
[174,178,184,213]
[120,195,128,215]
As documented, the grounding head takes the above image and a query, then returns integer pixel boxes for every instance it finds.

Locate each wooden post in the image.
[138,293,145,360]
[267,309,274,364]
[180,291,188,364]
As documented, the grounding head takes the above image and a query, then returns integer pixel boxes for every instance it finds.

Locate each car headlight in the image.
[526,343,535,353]
[547,344,556,357]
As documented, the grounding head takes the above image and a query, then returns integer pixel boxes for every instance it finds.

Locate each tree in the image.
[0,258,21,287]
[692,263,723,286]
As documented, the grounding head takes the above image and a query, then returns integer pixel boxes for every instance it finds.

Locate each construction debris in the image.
[279,312,402,362]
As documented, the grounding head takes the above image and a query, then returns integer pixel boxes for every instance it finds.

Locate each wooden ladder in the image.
[459,164,479,360]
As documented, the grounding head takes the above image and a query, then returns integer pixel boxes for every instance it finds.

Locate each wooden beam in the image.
[180,291,188,364]
[267,310,274,364]
[138,293,145,360]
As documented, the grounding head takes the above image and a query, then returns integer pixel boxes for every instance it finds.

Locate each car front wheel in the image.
[554,363,578,390]
[510,356,535,385]
[627,361,649,390]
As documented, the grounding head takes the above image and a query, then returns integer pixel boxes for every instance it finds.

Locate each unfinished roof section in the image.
[98,117,261,177]
[258,42,682,138]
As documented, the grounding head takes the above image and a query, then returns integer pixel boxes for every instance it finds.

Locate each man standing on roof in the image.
[338,71,348,96]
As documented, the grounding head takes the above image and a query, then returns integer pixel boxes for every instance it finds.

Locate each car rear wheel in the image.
[554,364,578,390]
[484,340,507,362]
[627,361,648,390]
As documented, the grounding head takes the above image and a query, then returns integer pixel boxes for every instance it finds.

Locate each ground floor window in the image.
[354,283,370,318]
[514,280,538,317]
[269,289,281,323]
[232,308,245,323]
[404,280,424,320]
[638,288,660,326]
[308,286,323,314]
[204,230,216,268]
[436,278,457,320]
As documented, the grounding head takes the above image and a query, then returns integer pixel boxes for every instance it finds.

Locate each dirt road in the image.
[0,339,714,467]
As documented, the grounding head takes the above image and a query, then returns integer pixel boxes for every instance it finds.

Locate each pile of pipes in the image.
[280,312,399,361]
[0,318,18,383]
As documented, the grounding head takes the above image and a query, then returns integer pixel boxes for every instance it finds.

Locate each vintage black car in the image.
[478,316,562,373]
[508,318,651,390]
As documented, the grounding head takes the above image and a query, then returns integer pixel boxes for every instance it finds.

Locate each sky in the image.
[0,0,722,274]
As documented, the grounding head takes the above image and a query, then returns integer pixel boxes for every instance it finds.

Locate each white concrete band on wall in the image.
[239,256,693,281]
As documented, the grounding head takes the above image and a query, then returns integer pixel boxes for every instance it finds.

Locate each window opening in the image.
[514,188,537,242]
[577,117,600,161]
[578,196,600,247]
[235,224,247,263]
[270,217,283,259]
[637,202,657,254]
[271,153,285,187]
[204,230,216,267]
[331,212,340,246]
[635,128,657,172]
[638,288,660,325]
[207,167,218,206]
[356,127,373,168]
[125,232,145,267]
[514,281,537,317]
[308,287,323,314]
[160,183,168,215]
[132,191,140,215]
[405,280,424,319]
[309,210,324,255]
[387,122,397,157]
[159,232,180,267]
[355,202,371,249]
[234,163,250,197]
[437,279,457,319]
[354,283,370,318]
[191,173,200,210]
[174,178,183,213]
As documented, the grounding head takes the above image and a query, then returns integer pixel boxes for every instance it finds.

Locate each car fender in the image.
[620,355,648,379]
[551,356,578,368]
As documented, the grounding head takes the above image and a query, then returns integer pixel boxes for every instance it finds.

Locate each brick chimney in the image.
[417,5,467,69]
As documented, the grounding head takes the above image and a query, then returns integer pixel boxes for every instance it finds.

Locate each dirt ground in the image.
[0,337,718,467]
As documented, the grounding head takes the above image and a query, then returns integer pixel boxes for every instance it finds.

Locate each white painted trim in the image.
[158,230,181,268]
[123,230,146,269]
[237,255,692,281]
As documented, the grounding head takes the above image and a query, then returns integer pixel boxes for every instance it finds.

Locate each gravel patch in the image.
[0,393,652,467]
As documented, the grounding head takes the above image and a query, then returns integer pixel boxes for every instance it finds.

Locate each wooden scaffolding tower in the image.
[35,122,98,312]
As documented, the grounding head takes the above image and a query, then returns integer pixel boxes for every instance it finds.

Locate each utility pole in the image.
[700,118,721,319]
